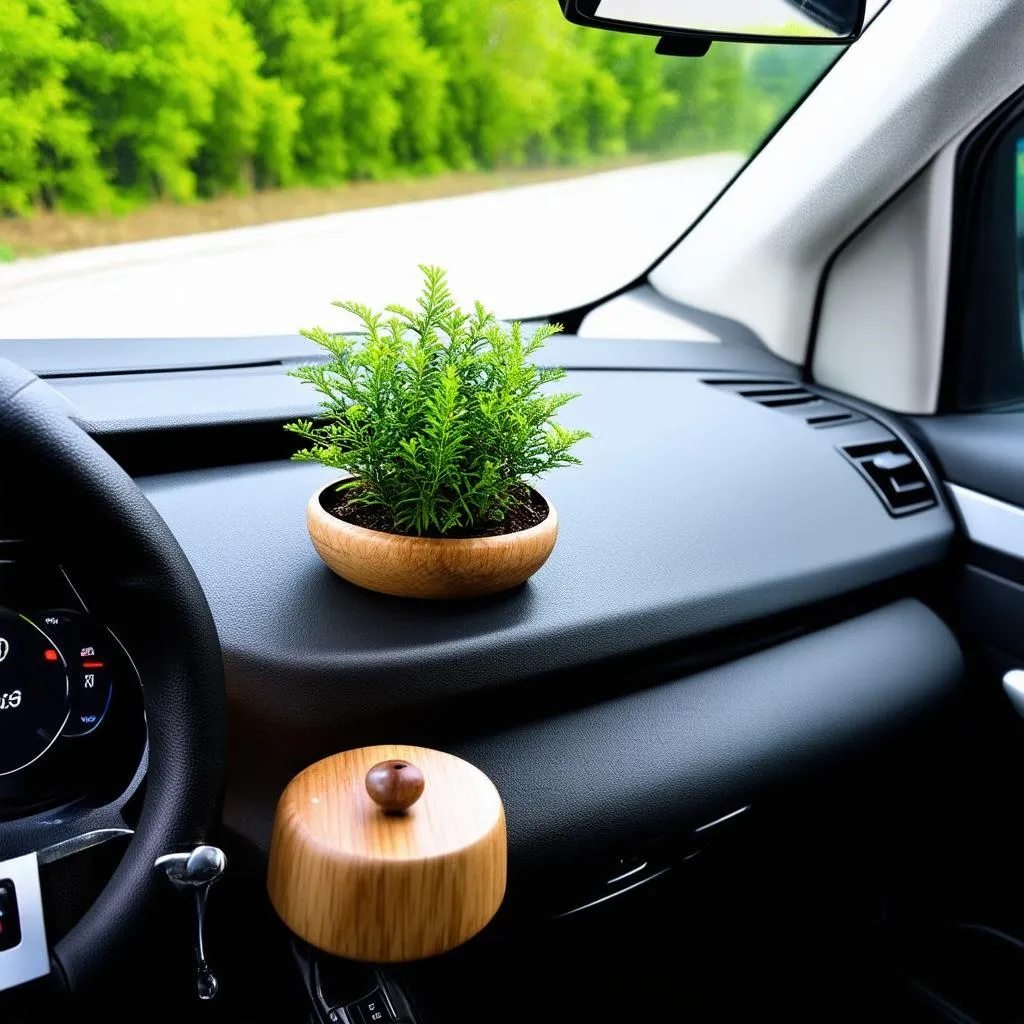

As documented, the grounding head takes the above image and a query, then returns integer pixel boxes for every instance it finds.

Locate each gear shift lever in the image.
[155,845,227,1000]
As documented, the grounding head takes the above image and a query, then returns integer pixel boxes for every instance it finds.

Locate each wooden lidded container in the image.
[267,744,507,962]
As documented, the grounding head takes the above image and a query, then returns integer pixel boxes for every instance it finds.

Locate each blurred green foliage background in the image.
[0,0,836,216]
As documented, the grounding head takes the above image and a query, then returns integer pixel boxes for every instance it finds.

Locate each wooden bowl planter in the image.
[307,480,558,599]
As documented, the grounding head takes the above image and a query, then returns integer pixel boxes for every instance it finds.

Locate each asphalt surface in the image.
[0,154,742,340]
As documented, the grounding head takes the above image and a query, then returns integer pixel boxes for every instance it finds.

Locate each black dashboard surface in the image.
[0,336,963,879]
[134,367,954,734]
[456,598,962,875]
[0,335,793,435]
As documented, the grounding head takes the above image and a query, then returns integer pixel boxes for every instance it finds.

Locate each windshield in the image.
[0,1,840,340]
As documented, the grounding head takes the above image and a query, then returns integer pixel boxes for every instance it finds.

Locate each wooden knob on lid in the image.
[267,744,506,963]
[365,759,424,812]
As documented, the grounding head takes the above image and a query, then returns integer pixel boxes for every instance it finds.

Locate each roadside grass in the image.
[0,153,698,261]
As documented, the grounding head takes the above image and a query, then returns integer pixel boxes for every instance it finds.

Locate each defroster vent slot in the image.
[702,378,865,429]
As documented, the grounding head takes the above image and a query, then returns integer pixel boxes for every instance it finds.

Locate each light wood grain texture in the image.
[306,482,558,599]
[267,744,507,963]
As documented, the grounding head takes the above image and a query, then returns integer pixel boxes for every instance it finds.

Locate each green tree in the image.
[67,0,298,203]
[657,45,747,151]
[0,0,842,217]
[0,0,109,213]
[240,0,351,181]
[743,44,837,143]
[419,0,633,169]
[242,0,447,181]
[592,31,677,151]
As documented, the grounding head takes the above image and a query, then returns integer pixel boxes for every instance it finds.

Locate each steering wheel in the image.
[0,359,226,999]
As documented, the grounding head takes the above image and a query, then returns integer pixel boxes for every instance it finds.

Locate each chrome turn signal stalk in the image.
[155,845,227,1001]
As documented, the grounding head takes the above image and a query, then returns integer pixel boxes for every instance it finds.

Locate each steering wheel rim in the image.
[0,360,226,997]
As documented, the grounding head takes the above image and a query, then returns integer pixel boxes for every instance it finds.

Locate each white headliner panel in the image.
[812,145,958,413]
[649,0,1024,406]
[578,288,720,341]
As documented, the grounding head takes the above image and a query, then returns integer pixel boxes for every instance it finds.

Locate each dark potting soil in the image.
[323,486,549,539]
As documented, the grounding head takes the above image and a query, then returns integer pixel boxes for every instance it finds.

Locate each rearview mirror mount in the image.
[559,0,865,48]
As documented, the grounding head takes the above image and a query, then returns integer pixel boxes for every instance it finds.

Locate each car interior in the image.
[1,0,1024,1021]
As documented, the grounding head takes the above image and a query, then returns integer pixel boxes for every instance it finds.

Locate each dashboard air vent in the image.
[839,440,937,517]
[703,378,865,429]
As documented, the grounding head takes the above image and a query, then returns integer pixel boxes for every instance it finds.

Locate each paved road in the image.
[0,154,741,340]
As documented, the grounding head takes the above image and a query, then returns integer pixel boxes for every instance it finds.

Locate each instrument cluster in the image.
[0,546,145,819]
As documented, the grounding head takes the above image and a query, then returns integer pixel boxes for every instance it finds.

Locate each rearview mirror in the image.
[559,0,865,45]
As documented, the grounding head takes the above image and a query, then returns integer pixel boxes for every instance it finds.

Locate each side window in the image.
[944,98,1024,412]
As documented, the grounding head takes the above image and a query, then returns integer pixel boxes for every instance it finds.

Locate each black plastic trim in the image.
[95,419,301,477]
[956,564,1024,661]
[137,369,954,744]
[908,411,1024,513]
[452,599,961,876]
[702,377,867,429]
[27,336,797,475]
[562,0,862,44]
[838,441,938,518]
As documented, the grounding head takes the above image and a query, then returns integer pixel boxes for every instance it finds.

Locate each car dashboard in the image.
[0,332,968,1020]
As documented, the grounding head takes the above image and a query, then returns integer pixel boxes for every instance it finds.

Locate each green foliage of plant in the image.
[285,266,589,536]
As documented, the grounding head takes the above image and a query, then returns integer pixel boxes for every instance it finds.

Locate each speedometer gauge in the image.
[0,607,69,776]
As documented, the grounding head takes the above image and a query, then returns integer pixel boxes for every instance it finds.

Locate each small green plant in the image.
[286,265,589,537]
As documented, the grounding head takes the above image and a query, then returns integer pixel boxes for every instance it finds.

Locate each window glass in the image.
[0,2,840,340]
